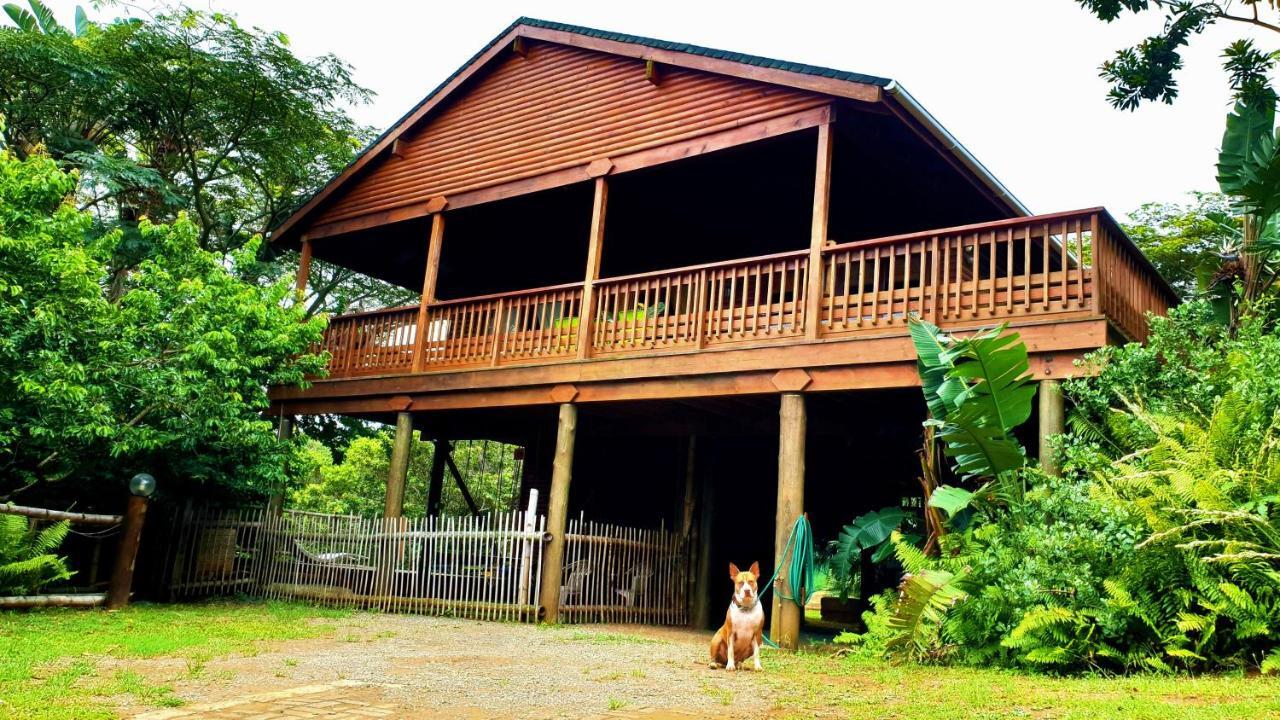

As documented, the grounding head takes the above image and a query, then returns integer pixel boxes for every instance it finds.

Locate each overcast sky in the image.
[44,1,1279,217]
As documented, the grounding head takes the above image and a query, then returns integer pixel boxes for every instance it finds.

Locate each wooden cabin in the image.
[268,18,1176,641]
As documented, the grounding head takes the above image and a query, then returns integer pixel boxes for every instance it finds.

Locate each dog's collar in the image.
[733,596,758,611]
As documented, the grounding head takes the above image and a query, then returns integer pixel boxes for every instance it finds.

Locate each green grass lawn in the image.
[765,650,1280,720]
[0,600,350,720]
[2,601,1278,720]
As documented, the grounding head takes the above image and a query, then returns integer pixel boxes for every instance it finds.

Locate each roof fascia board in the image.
[271,26,524,244]
[515,25,883,104]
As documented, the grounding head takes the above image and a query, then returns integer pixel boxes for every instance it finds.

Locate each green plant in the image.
[0,513,70,594]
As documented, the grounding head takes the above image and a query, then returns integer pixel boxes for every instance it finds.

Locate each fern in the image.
[0,514,72,595]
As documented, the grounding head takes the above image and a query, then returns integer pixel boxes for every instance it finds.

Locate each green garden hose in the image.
[757,513,816,648]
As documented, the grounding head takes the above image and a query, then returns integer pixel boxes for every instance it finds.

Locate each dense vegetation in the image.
[0,3,405,506]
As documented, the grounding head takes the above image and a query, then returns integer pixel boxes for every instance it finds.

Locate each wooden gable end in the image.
[310,40,831,230]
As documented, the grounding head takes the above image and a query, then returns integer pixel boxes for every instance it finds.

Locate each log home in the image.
[268,18,1176,641]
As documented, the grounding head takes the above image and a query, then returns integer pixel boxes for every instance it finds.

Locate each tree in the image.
[290,433,524,518]
[0,3,415,320]
[0,4,371,253]
[1075,1,1280,110]
[1123,193,1238,299]
[0,143,327,502]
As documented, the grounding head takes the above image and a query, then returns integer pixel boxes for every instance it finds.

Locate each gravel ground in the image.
[142,613,780,718]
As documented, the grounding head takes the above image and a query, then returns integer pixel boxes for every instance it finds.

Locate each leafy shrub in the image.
[845,304,1280,673]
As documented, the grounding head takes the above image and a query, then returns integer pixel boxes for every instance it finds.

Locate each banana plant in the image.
[910,318,1036,483]
[1216,98,1280,307]
[2,1,93,36]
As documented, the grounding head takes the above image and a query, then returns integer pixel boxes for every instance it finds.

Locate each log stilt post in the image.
[426,438,447,516]
[1038,379,1064,476]
[679,435,698,625]
[385,412,413,518]
[692,441,715,630]
[268,415,293,515]
[105,494,148,610]
[538,403,578,622]
[772,392,806,649]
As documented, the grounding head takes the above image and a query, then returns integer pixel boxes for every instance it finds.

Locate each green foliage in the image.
[1074,3,1279,110]
[831,507,908,600]
[909,319,1035,480]
[0,513,70,594]
[290,434,524,518]
[0,145,326,498]
[1123,194,1238,299]
[0,4,409,317]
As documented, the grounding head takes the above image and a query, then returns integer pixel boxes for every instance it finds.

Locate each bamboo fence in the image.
[559,517,689,625]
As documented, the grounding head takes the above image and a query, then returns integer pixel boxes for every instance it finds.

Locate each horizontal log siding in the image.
[313,41,828,226]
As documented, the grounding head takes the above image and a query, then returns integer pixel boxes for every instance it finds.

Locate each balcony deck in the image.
[272,208,1175,416]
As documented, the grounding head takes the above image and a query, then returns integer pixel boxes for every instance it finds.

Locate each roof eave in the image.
[882,81,1029,217]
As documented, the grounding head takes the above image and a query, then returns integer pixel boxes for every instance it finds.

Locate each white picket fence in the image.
[559,517,690,625]
[169,496,548,623]
[168,500,690,626]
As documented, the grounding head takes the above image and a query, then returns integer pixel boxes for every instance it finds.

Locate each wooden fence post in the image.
[517,489,539,607]
[106,494,148,610]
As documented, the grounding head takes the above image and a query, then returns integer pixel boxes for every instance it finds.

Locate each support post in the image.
[804,121,834,340]
[679,436,699,626]
[1038,379,1064,476]
[693,441,715,630]
[538,403,578,622]
[576,177,608,359]
[105,494,148,610]
[412,213,447,372]
[295,237,312,302]
[268,415,293,515]
[426,438,447,516]
[772,393,806,649]
[385,412,413,518]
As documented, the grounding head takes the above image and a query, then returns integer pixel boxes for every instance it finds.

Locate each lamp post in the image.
[106,473,156,610]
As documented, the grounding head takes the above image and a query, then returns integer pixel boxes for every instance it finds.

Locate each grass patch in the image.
[0,600,349,720]
[607,697,628,711]
[763,649,1280,720]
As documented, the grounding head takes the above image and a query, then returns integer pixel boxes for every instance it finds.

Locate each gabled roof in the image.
[271,17,1026,244]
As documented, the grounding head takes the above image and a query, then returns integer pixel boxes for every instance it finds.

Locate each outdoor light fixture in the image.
[128,472,157,498]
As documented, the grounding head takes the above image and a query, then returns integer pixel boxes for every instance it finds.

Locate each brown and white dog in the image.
[709,561,764,671]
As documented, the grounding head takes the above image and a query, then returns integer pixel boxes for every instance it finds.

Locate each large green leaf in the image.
[1218,101,1280,223]
[25,0,60,34]
[927,485,975,517]
[910,319,960,420]
[928,407,1026,481]
[832,507,908,599]
[73,5,91,36]
[2,3,38,32]
[947,327,1036,431]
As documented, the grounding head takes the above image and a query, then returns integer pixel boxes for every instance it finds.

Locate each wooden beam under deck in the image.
[270,317,1106,416]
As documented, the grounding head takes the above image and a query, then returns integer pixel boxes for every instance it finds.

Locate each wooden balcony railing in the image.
[315,209,1175,379]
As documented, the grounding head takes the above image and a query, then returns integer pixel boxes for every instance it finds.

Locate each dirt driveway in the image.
[124,614,781,719]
